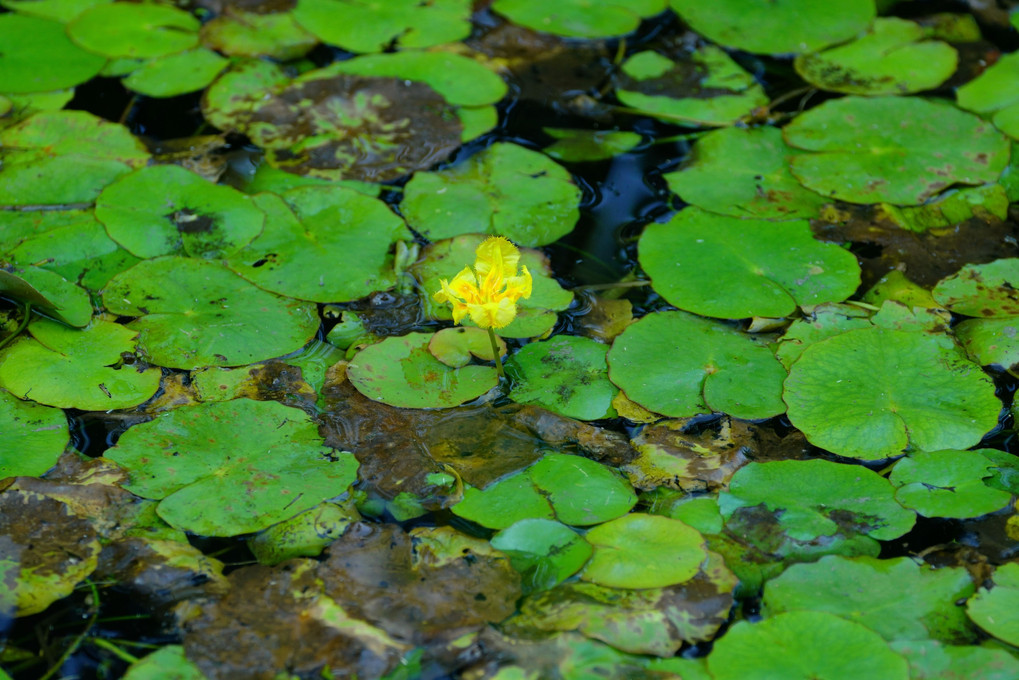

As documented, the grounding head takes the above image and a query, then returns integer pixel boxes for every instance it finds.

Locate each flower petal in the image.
[474,236,519,279]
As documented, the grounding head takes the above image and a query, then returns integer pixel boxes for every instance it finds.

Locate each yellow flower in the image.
[433,236,532,329]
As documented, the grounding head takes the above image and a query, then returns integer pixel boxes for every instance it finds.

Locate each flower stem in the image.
[487,327,505,380]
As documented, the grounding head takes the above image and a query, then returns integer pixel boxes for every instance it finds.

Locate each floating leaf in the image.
[665,126,828,219]
[794,18,957,95]
[0,318,161,410]
[102,257,320,369]
[719,459,916,542]
[0,389,68,478]
[764,555,976,643]
[453,453,637,529]
[292,0,471,52]
[347,332,497,408]
[96,164,264,259]
[0,14,105,94]
[492,0,667,39]
[890,449,1013,519]
[199,10,318,61]
[783,327,1001,459]
[890,640,1019,680]
[401,142,580,247]
[708,611,909,680]
[784,96,1010,205]
[122,48,228,98]
[67,3,200,59]
[775,304,874,369]
[490,519,592,593]
[0,262,92,327]
[542,128,642,163]
[106,399,359,536]
[881,184,1010,233]
[957,52,1019,140]
[581,513,705,589]
[0,110,150,206]
[607,311,787,420]
[507,335,617,421]
[956,316,1019,370]
[668,0,875,55]
[122,646,206,680]
[639,208,860,319]
[615,48,768,127]
[967,562,1019,647]
[428,326,506,367]
[932,258,1019,317]
[225,188,409,303]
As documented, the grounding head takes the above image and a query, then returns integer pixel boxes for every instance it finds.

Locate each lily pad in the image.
[783,327,1001,459]
[794,18,958,96]
[665,126,828,219]
[0,110,150,206]
[292,0,471,52]
[101,257,320,369]
[122,646,206,680]
[428,326,506,367]
[507,335,617,421]
[67,2,200,59]
[764,555,976,643]
[453,453,637,529]
[122,48,228,98]
[106,399,359,536]
[542,128,643,163]
[347,332,497,408]
[890,640,1019,680]
[932,258,1019,317]
[0,388,69,478]
[581,513,706,589]
[96,164,264,259]
[881,183,1010,233]
[490,519,592,593]
[967,562,1019,647]
[668,0,875,55]
[0,318,161,410]
[957,52,1019,140]
[719,459,916,542]
[890,449,1013,519]
[615,48,768,127]
[0,14,106,94]
[492,0,667,39]
[775,304,874,369]
[225,188,409,302]
[0,262,92,327]
[708,611,909,680]
[401,142,580,247]
[955,316,1019,370]
[199,10,317,61]
[639,208,860,319]
[606,311,787,420]
[784,96,1010,205]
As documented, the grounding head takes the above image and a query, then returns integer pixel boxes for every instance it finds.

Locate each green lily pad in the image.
[0,318,161,410]
[225,188,409,302]
[106,399,359,536]
[0,262,92,327]
[783,327,1001,459]
[890,640,1019,680]
[890,449,1013,519]
[102,257,319,369]
[401,142,580,247]
[932,259,1019,317]
[293,0,471,52]
[615,48,768,127]
[67,2,200,59]
[507,335,618,421]
[199,10,318,61]
[967,562,1019,647]
[542,128,643,163]
[881,184,1010,233]
[581,513,705,589]
[665,126,828,220]
[957,52,1019,140]
[639,208,860,319]
[0,14,106,94]
[122,48,228,98]
[764,555,976,642]
[607,311,787,420]
[347,332,497,408]
[784,96,1010,205]
[668,0,876,55]
[956,316,1019,370]
[412,234,573,339]
[794,18,958,96]
[0,110,150,206]
[428,326,506,367]
[490,519,592,593]
[492,0,667,38]
[453,453,637,529]
[0,90,75,129]
[719,459,916,542]
[96,164,264,259]
[0,388,69,478]
[775,304,874,369]
[0,0,108,23]
[708,611,909,680]
[122,646,206,680]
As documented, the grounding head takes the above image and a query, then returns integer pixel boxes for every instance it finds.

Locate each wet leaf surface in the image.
[0,14,105,93]
[0,390,68,478]
[507,335,617,421]
[492,0,667,39]
[932,258,1019,317]
[292,0,471,52]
